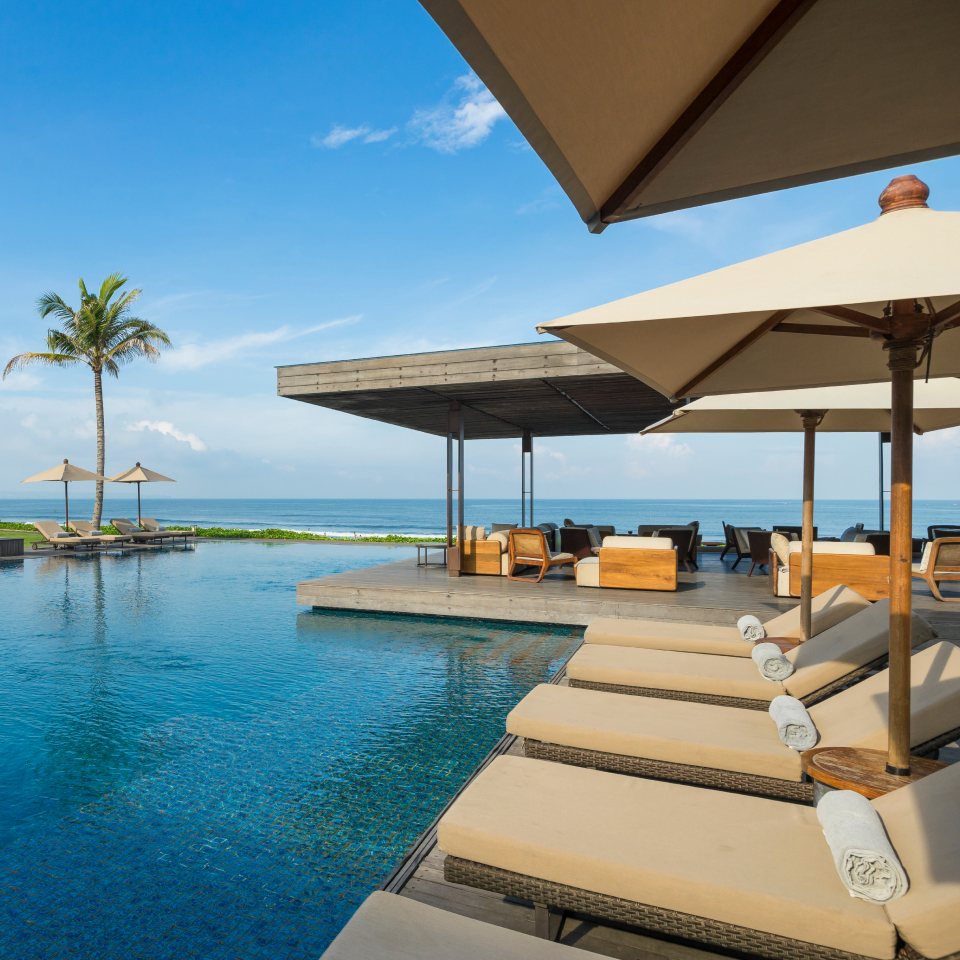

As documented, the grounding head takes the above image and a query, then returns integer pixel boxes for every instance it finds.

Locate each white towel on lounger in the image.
[768,695,818,750]
[751,643,794,681]
[817,790,908,903]
[737,615,765,641]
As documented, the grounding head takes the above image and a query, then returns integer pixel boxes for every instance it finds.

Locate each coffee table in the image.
[416,543,448,566]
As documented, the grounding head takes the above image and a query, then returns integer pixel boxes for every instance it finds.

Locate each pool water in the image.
[0,543,581,958]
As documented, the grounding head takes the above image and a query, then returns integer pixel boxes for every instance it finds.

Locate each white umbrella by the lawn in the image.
[539,175,960,778]
[108,462,176,525]
[21,459,112,531]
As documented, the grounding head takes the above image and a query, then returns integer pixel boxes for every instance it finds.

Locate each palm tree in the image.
[4,273,171,526]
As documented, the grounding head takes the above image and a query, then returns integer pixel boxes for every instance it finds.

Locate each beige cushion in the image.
[575,556,600,587]
[584,527,602,548]
[787,540,875,556]
[509,683,803,780]
[438,757,895,958]
[601,535,672,550]
[770,532,791,565]
[486,531,509,553]
[490,523,517,533]
[567,644,786,702]
[733,526,753,552]
[917,541,933,575]
[878,762,960,960]
[581,585,870,657]
[811,641,960,753]
[781,601,936,701]
[321,891,587,960]
[461,525,486,541]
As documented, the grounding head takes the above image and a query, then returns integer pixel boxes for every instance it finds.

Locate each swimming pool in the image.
[0,543,581,957]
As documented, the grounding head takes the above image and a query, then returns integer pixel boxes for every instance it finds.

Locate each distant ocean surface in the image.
[3,498,959,541]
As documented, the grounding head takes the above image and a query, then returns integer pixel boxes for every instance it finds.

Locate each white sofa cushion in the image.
[787,541,875,556]
[486,531,509,552]
[575,556,600,588]
[770,533,790,565]
[602,536,672,550]
[917,541,932,574]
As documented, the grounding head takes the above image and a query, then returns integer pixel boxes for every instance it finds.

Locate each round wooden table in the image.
[801,747,947,799]
[755,636,800,653]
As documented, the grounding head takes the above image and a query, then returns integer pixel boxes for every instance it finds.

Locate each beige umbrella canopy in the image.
[420,0,960,231]
[21,459,111,530]
[108,462,176,524]
[540,175,960,778]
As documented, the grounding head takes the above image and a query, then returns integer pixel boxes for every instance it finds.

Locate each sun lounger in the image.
[568,599,936,709]
[32,520,116,550]
[139,518,195,542]
[68,520,133,544]
[110,518,167,542]
[438,755,960,960]
[321,892,583,959]
[584,583,870,657]
[509,642,960,802]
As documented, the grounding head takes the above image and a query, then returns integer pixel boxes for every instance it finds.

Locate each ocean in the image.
[3,497,959,541]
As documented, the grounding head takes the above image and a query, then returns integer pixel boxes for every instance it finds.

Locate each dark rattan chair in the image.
[929,524,960,541]
[865,533,891,556]
[745,530,772,576]
[559,527,593,560]
[721,523,761,569]
[656,528,694,573]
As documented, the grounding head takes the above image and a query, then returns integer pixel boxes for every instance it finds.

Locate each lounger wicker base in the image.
[522,738,815,801]
[443,855,891,960]
[569,653,887,710]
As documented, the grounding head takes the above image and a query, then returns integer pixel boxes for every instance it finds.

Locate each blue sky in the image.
[2,0,959,503]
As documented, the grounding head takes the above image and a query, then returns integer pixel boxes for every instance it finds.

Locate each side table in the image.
[416,543,448,567]
[801,747,947,801]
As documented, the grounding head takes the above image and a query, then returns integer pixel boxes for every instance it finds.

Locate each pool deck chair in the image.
[320,892,584,959]
[567,600,937,709]
[32,521,118,551]
[438,755,960,960]
[68,520,134,545]
[110,518,171,543]
[139,518,195,542]
[507,529,575,582]
[913,537,960,602]
[583,584,870,657]
[509,642,960,802]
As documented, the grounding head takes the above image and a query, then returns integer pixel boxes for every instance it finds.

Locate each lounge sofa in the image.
[770,539,889,600]
[575,536,677,591]
[460,523,562,576]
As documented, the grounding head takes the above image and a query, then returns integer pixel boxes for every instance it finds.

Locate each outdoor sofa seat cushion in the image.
[320,891,584,960]
[601,535,673,549]
[567,600,936,703]
[508,642,960,783]
[583,584,870,657]
[438,755,896,959]
[575,556,600,587]
[460,525,486,540]
[514,550,575,563]
[787,541,876,557]
[878,761,960,960]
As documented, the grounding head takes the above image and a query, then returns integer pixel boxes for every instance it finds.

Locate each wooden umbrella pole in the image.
[798,411,825,641]
[886,344,918,776]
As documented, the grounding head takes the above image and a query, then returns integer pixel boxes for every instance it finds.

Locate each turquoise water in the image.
[0,542,580,956]
[4,496,960,539]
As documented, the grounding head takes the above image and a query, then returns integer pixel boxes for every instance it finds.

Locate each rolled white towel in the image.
[737,615,765,642]
[751,643,795,681]
[817,790,908,903]
[768,695,818,750]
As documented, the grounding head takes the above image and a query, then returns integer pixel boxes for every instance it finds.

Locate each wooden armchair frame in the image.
[507,529,575,583]
[913,537,960,602]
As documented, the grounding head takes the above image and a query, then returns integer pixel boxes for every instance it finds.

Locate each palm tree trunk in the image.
[93,367,105,526]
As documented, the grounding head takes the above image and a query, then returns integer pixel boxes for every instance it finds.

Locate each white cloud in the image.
[0,371,43,391]
[625,433,693,458]
[162,316,362,371]
[408,74,506,153]
[313,125,397,148]
[127,420,208,452]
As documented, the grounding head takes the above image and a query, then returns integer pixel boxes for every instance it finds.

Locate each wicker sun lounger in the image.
[439,755,960,960]
[139,518,195,542]
[509,642,960,802]
[584,583,870,657]
[32,521,119,550]
[110,518,167,542]
[68,520,134,544]
[321,892,583,959]
[568,600,936,710]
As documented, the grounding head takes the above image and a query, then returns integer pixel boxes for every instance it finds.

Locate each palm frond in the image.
[98,272,128,304]
[37,291,77,324]
[3,351,79,378]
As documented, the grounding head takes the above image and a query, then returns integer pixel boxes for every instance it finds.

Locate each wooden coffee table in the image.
[801,747,947,799]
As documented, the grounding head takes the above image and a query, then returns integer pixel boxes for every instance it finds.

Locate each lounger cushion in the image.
[438,757,895,958]
[509,683,803,780]
[878,762,960,960]
[321,892,584,960]
[581,585,870,657]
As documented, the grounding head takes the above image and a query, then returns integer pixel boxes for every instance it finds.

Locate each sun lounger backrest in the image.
[111,518,138,534]
[601,536,672,550]
[875,761,960,960]
[33,521,71,540]
[762,585,871,640]
[782,600,937,700]
[69,520,101,536]
[809,642,960,750]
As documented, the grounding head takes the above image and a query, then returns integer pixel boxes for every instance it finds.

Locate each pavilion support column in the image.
[447,402,464,577]
[886,343,918,776]
[797,411,825,642]
[521,430,533,527]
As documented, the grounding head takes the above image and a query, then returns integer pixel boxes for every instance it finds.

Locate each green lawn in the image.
[0,528,43,544]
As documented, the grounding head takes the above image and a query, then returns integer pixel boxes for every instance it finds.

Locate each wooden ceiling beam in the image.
[599,0,819,223]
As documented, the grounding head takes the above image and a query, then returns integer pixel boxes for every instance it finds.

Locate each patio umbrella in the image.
[107,463,176,524]
[538,175,960,777]
[21,459,112,531]
[640,380,960,637]
[419,0,960,231]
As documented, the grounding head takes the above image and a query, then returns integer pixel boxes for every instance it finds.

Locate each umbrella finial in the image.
[63,458,68,464]
[136,462,140,467]
[879,175,929,215]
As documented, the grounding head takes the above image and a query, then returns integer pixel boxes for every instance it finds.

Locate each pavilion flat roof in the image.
[276,341,679,440]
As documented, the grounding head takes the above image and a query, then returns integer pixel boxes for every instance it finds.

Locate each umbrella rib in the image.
[772,322,871,338]
[676,309,793,399]
[599,0,819,223]
[811,305,890,334]
[932,297,960,331]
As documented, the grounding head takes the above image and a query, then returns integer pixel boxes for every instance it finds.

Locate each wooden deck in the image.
[297,551,960,637]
